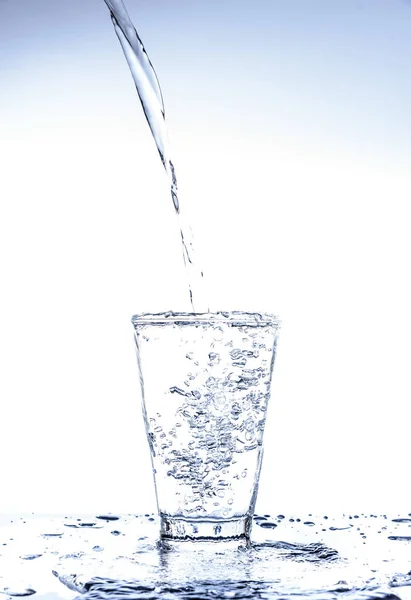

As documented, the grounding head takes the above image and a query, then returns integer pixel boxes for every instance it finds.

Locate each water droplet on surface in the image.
[93,545,104,552]
[259,522,278,529]
[392,518,411,523]
[96,514,120,521]
[64,522,103,529]
[19,554,42,560]
[60,552,84,559]
[3,588,36,597]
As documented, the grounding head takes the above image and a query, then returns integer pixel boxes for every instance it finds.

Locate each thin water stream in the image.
[103,0,207,312]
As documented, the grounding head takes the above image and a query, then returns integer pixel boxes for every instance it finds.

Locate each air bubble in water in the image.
[208,352,220,366]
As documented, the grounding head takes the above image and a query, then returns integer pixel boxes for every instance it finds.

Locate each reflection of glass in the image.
[132,312,281,540]
[158,538,252,586]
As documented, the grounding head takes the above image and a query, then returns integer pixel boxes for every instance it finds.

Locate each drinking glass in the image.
[132,311,280,540]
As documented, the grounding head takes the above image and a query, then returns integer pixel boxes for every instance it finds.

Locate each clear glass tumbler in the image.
[132,311,281,540]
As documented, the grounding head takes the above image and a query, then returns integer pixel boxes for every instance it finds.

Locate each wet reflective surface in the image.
[1,513,411,599]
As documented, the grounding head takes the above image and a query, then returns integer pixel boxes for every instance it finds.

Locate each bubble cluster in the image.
[135,316,279,519]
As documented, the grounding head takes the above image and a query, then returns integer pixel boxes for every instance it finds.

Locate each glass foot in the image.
[160,515,252,540]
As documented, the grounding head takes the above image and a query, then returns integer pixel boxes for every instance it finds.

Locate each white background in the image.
[1,0,410,515]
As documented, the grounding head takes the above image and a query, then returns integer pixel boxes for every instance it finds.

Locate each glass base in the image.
[160,515,252,541]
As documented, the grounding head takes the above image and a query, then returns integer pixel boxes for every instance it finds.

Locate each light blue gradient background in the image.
[1,0,410,514]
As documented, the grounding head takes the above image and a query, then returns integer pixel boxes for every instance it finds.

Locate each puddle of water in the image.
[1,513,411,599]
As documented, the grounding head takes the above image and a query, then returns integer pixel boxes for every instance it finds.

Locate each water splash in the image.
[2,513,411,600]
[72,580,404,600]
[102,0,207,312]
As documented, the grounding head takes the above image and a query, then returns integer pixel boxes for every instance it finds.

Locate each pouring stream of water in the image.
[103,0,207,312]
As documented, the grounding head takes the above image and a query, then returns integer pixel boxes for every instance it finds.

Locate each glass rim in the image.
[131,311,281,328]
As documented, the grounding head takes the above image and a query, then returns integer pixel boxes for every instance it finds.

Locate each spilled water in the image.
[102,0,206,312]
[1,513,411,600]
